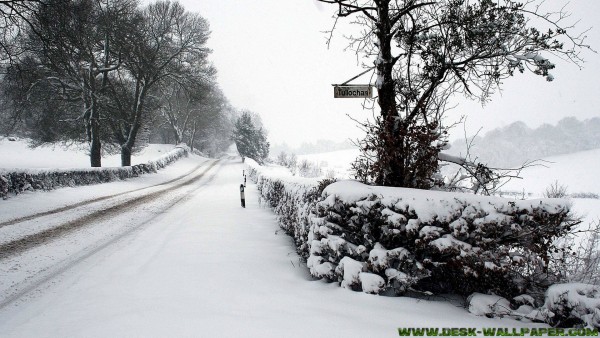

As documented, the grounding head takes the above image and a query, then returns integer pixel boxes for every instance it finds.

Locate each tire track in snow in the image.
[0,159,221,259]
[0,159,226,309]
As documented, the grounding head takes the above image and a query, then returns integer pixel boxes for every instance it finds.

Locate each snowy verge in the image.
[246,159,322,256]
[0,146,189,199]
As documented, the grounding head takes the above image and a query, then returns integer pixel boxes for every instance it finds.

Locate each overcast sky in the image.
[174,0,600,147]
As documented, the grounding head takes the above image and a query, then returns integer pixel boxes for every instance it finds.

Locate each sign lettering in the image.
[334,85,373,98]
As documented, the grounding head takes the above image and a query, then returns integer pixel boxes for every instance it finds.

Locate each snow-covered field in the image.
[500,149,600,227]
[0,144,553,337]
[300,147,600,226]
[297,148,359,179]
[0,137,177,168]
[501,148,600,197]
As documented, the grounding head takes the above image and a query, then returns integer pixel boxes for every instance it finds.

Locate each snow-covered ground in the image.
[0,138,177,168]
[297,148,359,179]
[501,148,600,197]
[0,150,549,337]
[500,149,600,226]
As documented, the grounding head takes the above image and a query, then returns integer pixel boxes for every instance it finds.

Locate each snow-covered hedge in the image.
[308,181,575,298]
[249,162,589,327]
[0,146,188,199]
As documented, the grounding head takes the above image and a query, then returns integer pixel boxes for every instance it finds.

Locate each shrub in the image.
[543,283,600,328]
[544,181,569,198]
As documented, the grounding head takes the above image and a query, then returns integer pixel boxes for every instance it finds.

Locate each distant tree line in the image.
[449,117,600,167]
[0,0,266,166]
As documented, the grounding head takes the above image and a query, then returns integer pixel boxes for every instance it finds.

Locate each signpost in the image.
[333,85,373,98]
[332,66,375,99]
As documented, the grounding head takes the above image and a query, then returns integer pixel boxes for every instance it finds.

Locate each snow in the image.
[544,283,600,327]
[0,154,551,336]
[430,235,472,252]
[368,243,409,271]
[296,148,359,179]
[501,148,600,227]
[359,272,385,294]
[0,138,178,168]
[322,180,568,226]
[336,256,365,289]
[502,149,600,198]
[468,293,512,317]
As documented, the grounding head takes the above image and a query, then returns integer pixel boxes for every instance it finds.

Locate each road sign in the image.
[333,85,373,98]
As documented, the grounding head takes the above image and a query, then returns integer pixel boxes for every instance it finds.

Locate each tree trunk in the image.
[373,0,404,187]
[90,118,102,167]
[121,145,132,166]
[84,71,102,168]
[189,121,197,152]
[174,129,181,145]
[120,81,146,166]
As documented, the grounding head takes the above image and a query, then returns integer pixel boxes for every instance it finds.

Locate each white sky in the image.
[175,0,600,147]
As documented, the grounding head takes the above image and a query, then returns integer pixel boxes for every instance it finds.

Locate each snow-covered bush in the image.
[544,181,568,199]
[0,146,188,199]
[570,192,599,199]
[275,151,297,175]
[297,159,322,178]
[466,284,600,329]
[467,293,513,318]
[542,283,600,328]
[248,163,578,300]
[557,218,600,287]
[309,181,577,297]
[467,293,546,323]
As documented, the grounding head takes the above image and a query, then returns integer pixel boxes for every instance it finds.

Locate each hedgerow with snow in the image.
[306,181,578,299]
[247,160,596,328]
[0,146,188,199]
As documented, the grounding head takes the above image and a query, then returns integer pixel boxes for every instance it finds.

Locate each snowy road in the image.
[0,155,546,337]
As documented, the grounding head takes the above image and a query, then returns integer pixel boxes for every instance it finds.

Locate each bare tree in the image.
[109,0,212,166]
[0,0,47,66]
[185,86,233,155]
[156,64,217,146]
[318,0,590,188]
[3,0,137,166]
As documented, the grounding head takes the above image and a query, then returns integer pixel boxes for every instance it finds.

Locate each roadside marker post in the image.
[240,184,246,208]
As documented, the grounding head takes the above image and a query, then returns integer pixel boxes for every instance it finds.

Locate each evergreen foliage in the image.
[232,111,269,165]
